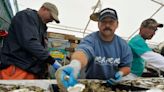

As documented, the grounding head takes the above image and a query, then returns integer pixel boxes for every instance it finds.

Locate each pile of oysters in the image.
[0,84,45,92]
[122,78,164,90]
[79,80,127,92]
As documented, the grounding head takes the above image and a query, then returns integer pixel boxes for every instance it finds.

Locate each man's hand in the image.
[55,60,81,88]
[107,71,123,85]
[52,60,62,70]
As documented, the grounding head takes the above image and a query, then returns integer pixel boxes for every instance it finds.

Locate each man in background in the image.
[0,2,61,79]
[128,18,164,78]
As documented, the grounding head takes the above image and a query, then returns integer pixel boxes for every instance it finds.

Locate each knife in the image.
[64,75,85,92]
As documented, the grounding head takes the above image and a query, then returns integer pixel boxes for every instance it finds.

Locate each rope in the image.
[82,0,101,37]
[0,17,10,24]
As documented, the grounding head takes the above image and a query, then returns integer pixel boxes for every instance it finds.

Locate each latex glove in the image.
[55,60,81,88]
[107,71,123,85]
[52,60,62,70]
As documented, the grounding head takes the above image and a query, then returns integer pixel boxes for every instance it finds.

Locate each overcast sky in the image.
[15,0,164,44]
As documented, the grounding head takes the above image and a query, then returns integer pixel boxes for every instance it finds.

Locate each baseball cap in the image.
[43,2,60,23]
[141,18,163,28]
[90,8,118,21]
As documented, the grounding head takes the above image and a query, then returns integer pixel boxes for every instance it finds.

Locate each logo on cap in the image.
[90,8,118,21]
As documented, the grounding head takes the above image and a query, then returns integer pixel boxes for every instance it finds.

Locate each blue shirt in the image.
[128,34,152,76]
[76,31,133,80]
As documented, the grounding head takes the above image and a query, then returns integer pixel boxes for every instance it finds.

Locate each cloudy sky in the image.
[15,0,164,44]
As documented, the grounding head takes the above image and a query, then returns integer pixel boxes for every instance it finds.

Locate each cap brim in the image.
[90,12,117,22]
[55,20,60,23]
[90,12,99,21]
[157,23,163,28]
[51,12,60,23]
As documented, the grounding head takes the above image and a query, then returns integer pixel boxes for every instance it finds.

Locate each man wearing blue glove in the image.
[55,8,133,89]
[0,2,60,79]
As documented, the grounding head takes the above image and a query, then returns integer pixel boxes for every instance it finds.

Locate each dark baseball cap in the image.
[141,18,163,28]
[90,8,118,21]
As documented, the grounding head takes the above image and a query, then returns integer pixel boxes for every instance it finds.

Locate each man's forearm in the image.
[119,67,130,76]
[141,51,164,71]
[71,51,88,68]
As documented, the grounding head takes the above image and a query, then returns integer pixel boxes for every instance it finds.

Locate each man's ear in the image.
[98,22,100,29]
[116,21,119,28]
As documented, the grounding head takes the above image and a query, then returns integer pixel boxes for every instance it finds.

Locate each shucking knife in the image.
[55,65,85,92]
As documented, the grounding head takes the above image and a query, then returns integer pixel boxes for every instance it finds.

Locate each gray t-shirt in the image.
[76,31,132,80]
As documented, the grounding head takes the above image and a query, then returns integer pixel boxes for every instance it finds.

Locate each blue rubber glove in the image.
[52,60,62,70]
[55,60,81,88]
[60,67,78,88]
[107,71,123,85]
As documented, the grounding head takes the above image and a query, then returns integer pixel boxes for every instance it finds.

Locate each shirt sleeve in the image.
[12,11,52,62]
[128,36,152,56]
[76,35,95,61]
[119,41,133,68]
[141,51,164,71]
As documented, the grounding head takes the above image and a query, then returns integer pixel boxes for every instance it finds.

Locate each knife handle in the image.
[64,75,70,80]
